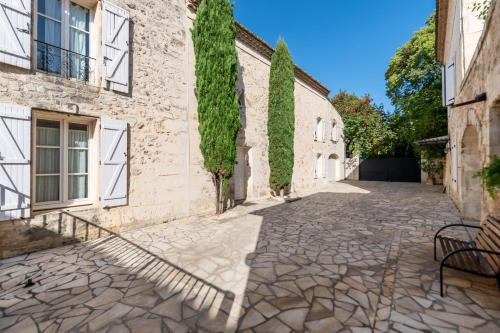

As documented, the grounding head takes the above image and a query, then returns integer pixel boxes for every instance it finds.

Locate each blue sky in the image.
[233,0,436,112]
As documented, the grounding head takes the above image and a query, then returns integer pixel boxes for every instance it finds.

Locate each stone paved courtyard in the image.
[1,181,499,332]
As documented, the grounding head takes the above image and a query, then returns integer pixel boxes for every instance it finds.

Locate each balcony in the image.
[35,40,96,83]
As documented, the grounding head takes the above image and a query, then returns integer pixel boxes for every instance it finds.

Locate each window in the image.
[331,122,339,142]
[315,118,324,141]
[36,0,93,81]
[34,113,96,209]
[315,154,324,178]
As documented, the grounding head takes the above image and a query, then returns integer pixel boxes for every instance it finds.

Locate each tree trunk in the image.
[213,174,220,215]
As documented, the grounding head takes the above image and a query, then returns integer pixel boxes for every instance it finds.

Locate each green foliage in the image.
[332,91,394,158]
[472,0,491,19]
[475,155,500,196]
[385,14,447,157]
[192,0,240,213]
[268,39,295,192]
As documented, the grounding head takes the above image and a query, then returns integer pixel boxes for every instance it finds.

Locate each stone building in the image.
[0,0,344,258]
[436,0,500,221]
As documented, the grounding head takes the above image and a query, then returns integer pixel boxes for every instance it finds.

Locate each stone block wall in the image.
[445,0,500,220]
[0,0,346,258]
[0,0,192,257]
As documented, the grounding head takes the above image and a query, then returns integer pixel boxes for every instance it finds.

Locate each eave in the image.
[187,0,331,98]
[435,0,449,64]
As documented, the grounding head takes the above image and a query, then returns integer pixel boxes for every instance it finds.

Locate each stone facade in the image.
[0,0,344,258]
[437,0,500,221]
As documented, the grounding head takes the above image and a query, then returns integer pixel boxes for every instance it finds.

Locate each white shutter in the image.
[322,121,327,142]
[445,63,455,106]
[0,103,31,220]
[0,0,31,69]
[313,117,317,141]
[102,0,130,94]
[100,117,128,207]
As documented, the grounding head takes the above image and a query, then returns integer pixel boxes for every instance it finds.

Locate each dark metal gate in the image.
[359,158,421,182]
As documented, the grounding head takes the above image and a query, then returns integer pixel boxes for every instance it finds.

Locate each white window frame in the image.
[34,0,96,81]
[315,118,323,142]
[331,121,338,142]
[32,111,98,211]
[315,154,323,179]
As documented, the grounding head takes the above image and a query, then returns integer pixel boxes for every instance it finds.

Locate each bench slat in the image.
[476,233,500,272]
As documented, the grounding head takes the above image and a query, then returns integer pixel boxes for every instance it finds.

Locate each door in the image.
[234,147,249,201]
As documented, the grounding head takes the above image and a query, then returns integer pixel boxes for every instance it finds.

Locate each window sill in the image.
[32,201,98,215]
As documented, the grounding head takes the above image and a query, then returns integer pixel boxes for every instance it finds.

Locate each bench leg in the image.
[440,263,445,297]
[497,275,500,292]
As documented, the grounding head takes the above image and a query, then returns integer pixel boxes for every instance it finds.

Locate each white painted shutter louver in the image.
[0,0,31,69]
[0,103,30,221]
[445,62,455,106]
[102,0,130,94]
[322,121,327,142]
[101,117,128,208]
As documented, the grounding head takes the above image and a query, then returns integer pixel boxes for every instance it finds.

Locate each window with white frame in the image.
[36,0,93,81]
[315,154,324,178]
[331,121,339,142]
[34,113,96,209]
[315,118,324,141]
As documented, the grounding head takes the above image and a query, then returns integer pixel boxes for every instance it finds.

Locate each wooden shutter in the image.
[0,103,31,220]
[0,0,31,69]
[102,0,130,94]
[445,63,455,106]
[322,121,327,142]
[100,117,128,207]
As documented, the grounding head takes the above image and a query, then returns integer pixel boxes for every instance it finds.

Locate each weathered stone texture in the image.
[0,0,191,257]
[0,1,345,258]
[445,1,500,220]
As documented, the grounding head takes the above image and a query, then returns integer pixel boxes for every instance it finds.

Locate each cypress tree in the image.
[192,0,240,214]
[268,39,295,196]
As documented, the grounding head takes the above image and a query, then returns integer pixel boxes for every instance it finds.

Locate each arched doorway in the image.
[327,154,339,181]
[461,125,481,220]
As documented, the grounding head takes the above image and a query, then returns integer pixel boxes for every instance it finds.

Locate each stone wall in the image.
[0,0,192,257]
[0,0,345,258]
[445,0,500,220]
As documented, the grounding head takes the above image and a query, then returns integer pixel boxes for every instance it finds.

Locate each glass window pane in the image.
[68,149,88,173]
[68,175,88,200]
[38,0,61,20]
[36,119,60,146]
[36,175,60,202]
[36,148,60,174]
[37,15,62,46]
[68,123,89,147]
[70,3,90,31]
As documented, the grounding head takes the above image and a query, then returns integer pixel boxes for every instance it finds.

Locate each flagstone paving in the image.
[1,181,499,332]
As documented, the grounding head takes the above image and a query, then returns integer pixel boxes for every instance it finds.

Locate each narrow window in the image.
[37,0,63,74]
[35,119,61,203]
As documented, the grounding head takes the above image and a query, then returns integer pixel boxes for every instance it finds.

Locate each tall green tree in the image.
[385,14,447,157]
[268,39,295,196]
[192,0,240,214]
[332,91,394,158]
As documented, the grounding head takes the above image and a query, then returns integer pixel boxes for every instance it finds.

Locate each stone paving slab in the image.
[0,181,499,332]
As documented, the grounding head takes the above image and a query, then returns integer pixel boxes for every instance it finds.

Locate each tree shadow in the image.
[0,212,236,332]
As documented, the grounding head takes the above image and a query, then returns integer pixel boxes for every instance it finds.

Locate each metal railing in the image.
[35,40,96,83]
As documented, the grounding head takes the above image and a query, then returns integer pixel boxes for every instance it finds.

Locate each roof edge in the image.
[187,0,331,98]
[435,0,449,63]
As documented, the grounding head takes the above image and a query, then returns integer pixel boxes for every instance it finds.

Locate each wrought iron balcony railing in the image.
[35,40,96,83]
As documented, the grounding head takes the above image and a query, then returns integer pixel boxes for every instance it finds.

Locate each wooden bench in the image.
[434,215,500,296]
